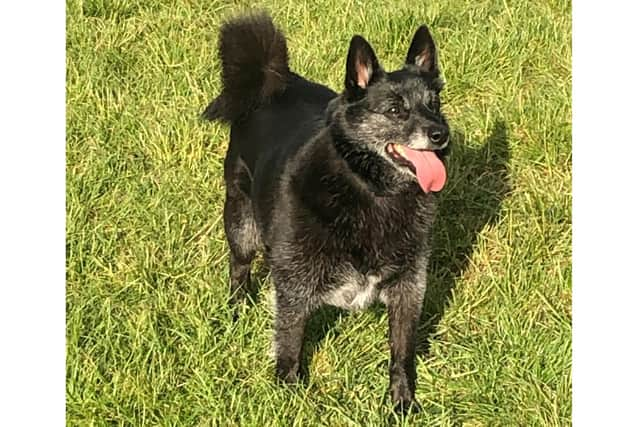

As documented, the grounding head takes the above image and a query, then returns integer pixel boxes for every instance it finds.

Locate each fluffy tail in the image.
[202,13,290,123]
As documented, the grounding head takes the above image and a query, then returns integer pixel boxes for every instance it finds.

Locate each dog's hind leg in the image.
[223,157,260,308]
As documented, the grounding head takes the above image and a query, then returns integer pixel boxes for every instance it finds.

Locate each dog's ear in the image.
[345,35,383,100]
[406,25,439,74]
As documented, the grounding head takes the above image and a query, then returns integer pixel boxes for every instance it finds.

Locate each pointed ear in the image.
[406,25,439,74]
[345,35,383,99]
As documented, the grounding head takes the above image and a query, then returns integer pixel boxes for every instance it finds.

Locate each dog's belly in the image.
[323,272,388,310]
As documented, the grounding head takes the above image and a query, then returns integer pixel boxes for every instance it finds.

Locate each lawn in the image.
[66,0,572,425]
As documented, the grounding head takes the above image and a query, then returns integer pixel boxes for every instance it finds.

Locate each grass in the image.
[66,0,571,425]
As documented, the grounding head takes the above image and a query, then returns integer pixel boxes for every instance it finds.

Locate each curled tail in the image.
[202,13,290,123]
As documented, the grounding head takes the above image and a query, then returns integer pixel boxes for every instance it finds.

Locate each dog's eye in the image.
[429,98,441,112]
[386,105,407,118]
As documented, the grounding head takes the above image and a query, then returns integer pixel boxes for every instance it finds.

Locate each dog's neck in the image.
[291,128,423,205]
[289,129,429,231]
[328,131,415,197]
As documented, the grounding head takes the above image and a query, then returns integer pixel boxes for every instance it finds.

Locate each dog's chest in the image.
[323,271,388,310]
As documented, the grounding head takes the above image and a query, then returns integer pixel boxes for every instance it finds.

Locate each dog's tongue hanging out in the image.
[396,145,447,193]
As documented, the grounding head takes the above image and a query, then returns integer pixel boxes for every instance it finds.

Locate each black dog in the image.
[202,13,450,413]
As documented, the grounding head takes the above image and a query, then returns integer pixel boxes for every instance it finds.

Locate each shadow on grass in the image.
[416,120,512,357]
[299,306,343,382]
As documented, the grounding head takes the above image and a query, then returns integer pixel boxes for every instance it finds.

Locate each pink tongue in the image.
[400,147,447,193]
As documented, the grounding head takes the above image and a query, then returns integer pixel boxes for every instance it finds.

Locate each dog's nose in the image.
[427,127,448,146]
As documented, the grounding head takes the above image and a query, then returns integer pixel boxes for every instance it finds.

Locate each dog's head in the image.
[328,26,449,194]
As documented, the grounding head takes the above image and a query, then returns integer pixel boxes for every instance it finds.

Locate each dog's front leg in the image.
[386,269,426,414]
[274,289,308,383]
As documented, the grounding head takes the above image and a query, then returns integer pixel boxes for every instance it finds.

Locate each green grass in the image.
[66,0,571,425]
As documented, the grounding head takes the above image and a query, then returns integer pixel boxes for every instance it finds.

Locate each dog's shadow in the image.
[416,120,512,357]
[252,120,511,379]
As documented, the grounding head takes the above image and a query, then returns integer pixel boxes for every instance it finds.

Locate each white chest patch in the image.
[324,273,388,311]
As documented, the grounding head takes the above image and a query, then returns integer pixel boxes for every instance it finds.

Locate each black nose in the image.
[427,127,448,146]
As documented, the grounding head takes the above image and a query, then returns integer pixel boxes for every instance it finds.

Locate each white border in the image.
[0,2,66,425]
[573,2,640,425]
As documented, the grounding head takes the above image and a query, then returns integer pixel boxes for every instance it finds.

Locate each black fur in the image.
[202,14,290,123]
[202,13,451,413]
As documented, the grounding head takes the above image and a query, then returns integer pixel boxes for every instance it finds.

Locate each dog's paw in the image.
[393,398,421,415]
[275,370,299,384]
[390,383,421,415]
[275,360,300,384]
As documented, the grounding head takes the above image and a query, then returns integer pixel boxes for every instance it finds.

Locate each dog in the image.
[202,13,450,413]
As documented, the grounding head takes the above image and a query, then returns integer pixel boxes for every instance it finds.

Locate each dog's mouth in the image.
[385,143,447,193]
